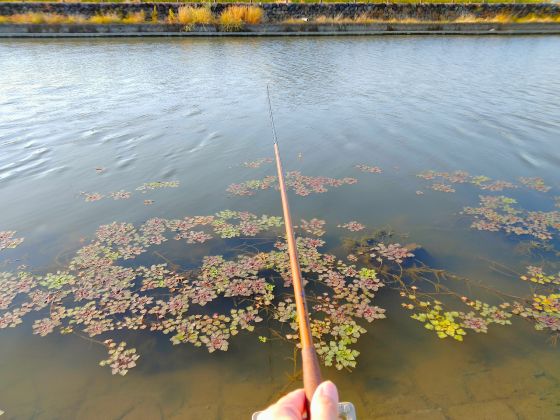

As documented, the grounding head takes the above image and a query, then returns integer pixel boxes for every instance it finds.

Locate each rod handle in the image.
[302,346,323,407]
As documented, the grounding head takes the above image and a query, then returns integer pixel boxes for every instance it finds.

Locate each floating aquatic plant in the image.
[479,180,517,192]
[355,164,382,174]
[338,221,365,232]
[463,195,560,241]
[519,177,551,193]
[0,211,388,375]
[344,231,560,343]
[398,263,560,342]
[136,181,179,192]
[509,267,560,332]
[410,304,467,341]
[227,172,357,197]
[99,340,139,376]
[110,190,132,200]
[370,243,414,264]
[299,219,326,237]
[243,158,273,168]
[403,286,513,341]
[417,170,518,192]
[227,176,277,196]
[430,183,455,193]
[520,266,560,285]
[0,231,24,251]
[83,192,104,202]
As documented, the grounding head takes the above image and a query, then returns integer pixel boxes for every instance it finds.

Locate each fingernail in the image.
[318,381,339,402]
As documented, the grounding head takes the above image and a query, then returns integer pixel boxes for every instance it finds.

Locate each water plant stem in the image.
[267,85,323,409]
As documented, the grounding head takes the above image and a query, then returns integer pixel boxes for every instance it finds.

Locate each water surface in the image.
[0,36,559,419]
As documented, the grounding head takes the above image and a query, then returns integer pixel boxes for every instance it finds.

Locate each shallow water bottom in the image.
[1,322,559,419]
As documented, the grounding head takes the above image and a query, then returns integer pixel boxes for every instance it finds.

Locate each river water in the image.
[0,36,559,419]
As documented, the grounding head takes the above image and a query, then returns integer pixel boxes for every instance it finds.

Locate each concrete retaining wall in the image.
[1,22,560,36]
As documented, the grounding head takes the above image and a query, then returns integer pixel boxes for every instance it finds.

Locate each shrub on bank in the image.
[122,11,145,24]
[285,12,560,24]
[89,12,121,24]
[1,12,86,24]
[219,6,263,30]
[0,8,559,26]
[176,6,213,25]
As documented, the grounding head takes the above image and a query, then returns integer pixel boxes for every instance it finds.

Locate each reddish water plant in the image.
[0,211,387,375]
[519,177,551,193]
[0,231,24,251]
[338,221,365,232]
[243,157,273,168]
[355,164,382,174]
[463,195,560,241]
[227,172,357,197]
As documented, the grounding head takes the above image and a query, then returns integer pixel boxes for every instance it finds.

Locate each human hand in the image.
[257,381,339,420]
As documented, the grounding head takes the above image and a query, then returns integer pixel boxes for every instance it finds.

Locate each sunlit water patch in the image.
[0,36,560,419]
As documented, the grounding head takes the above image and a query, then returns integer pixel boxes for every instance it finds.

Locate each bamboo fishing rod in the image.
[266,85,323,405]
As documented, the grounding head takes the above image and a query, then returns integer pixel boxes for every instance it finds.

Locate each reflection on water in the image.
[0,36,559,419]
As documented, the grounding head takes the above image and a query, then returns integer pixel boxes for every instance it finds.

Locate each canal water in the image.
[0,36,559,419]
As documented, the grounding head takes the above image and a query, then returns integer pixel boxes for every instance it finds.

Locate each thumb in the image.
[310,381,339,420]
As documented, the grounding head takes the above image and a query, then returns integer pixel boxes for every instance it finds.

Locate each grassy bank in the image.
[2,7,560,25]
[286,12,560,23]
[0,0,552,3]
[0,5,265,26]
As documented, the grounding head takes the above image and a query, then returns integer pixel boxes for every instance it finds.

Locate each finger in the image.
[258,389,306,420]
[310,381,339,420]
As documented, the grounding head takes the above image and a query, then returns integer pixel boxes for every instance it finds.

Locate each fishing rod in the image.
[256,86,356,420]
[267,85,323,404]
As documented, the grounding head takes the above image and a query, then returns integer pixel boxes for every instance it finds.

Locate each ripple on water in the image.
[0,145,52,183]
[115,156,137,170]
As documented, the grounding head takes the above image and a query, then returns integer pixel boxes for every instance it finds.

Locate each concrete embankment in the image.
[1,3,560,37]
[1,22,560,37]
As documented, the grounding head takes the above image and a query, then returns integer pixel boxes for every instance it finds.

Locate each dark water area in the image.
[0,36,559,419]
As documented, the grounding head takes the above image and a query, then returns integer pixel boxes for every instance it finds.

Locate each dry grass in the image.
[454,13,560,23]
[314,13,378,24]
[1,8,558,26]
[219,9,243,30]
[167,9,176,23]
[455,13,511,23]
[122,11,145,24]
[88,13,122,24]
[1,12,87,24]
[177,6,213,25]
[515,13,560,23]
[243,6,263,24]
[284,12,560,25]
[0,0,552,3]
[219,6,263,29]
